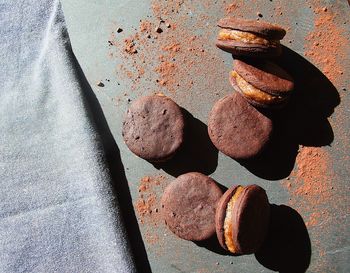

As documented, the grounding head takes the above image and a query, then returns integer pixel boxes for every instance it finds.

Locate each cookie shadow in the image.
[255,204,311,273]
[238,46,340,180]
[238,109,299,180]
[153,108,219,177]
[194,234,233,256]
[277,46,340,146]
[71,55,151,273]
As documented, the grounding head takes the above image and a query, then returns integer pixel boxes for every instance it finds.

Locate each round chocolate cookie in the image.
[216,18,286,57]
[122,95,185,162]
[208,92,273,159]
[161,172,223,241]
[230,59,294,108]
[215,185,270,255]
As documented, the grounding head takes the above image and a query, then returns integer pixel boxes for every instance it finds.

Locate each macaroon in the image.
[216,18,286,57]
[215,185,270,254]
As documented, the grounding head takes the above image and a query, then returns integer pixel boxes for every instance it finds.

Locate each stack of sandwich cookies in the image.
[216,18,286,57]
[209,17,293,159]
[215,17,294,109]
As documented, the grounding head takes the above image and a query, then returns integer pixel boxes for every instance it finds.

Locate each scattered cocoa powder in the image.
[274,6,283,17]
[282,144,349,272]
[107,0,226,101]
[224,3,238,15]
[283,146,333,227]
[304,7,349,84]
[162,43,181,53]
[140,20,152,33]
[155,61,176,87]
[223,0,257,18]
[124,37,138,54]
[134,174,168,245]
[295,0,349,232]
[279,3,349,270]
[135,194,156,219]
[152,0,184,18]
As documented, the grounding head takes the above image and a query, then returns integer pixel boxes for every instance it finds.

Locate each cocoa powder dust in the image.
[134,175,168,246]
[282,2,349,272]
[108,0,227,106]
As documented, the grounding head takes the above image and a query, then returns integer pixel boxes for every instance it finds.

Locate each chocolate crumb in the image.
[96,81,104,87]
[257,12,263,18]
[155,27,163,33]
[117,27,123,33]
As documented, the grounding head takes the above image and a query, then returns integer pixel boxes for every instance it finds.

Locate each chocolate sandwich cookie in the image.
[215,185,270,255]
[230,59,294,108]
[208,92,273,159]
[161,172,223,241]
[122,94,185,162]
[216,18,286,57]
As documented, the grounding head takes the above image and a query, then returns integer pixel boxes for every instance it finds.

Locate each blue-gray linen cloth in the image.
[0,0,137,272]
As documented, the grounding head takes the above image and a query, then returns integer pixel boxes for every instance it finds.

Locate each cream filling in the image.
[218,29,279,46]
[223,186,244,253]
[231,71,285,104]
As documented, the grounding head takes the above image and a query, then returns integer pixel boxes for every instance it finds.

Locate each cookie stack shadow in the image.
[255,204,311,273]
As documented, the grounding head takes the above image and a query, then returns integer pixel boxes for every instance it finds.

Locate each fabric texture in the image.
[0,0,137,272]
